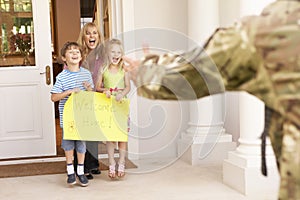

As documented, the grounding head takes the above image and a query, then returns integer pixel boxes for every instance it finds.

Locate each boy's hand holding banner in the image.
[63,91,129,141]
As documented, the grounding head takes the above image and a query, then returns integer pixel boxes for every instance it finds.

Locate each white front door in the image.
[0,0,55,159]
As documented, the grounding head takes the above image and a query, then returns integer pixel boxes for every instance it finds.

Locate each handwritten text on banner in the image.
[63,91,129,141]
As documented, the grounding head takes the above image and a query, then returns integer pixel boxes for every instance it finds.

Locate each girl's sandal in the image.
[117,163,125,178]
[108,165,116,179]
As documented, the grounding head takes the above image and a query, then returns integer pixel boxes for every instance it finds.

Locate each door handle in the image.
[40,65,51,85]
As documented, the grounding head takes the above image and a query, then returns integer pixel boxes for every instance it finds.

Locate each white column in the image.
[110,0,123,37]
[223,92,280,197]
[219,0,274,28]
[179,0,236,165]
[188,0,219,45]
[240,0,274,17]
[178,94,236,165]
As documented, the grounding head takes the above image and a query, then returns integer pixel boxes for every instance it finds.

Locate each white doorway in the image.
[0,0,56,159]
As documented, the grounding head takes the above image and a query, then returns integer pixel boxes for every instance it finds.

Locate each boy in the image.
[51,42,93,186]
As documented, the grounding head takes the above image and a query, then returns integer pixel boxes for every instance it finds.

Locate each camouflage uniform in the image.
[135,1,300,199]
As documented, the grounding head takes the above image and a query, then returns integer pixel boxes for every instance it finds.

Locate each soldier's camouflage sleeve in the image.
[136,24,259,100]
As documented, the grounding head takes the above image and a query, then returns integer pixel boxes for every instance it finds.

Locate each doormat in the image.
[0,158,136,178]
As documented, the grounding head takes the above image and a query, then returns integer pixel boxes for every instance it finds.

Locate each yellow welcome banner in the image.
[63,91,129,141]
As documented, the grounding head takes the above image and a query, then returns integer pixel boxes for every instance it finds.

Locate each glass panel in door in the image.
[0,0,35,67]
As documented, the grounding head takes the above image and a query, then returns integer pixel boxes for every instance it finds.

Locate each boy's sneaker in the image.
[77,174,89,187]
[67,174,76,185]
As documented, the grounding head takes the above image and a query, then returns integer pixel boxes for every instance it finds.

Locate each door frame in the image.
[111,0,139,160]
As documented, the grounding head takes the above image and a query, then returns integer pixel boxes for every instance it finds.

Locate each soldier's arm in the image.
[131,25,257,100]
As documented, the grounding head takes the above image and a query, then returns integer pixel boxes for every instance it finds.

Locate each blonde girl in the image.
[96,38,130,178]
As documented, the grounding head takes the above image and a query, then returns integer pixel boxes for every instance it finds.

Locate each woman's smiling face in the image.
[84,26,99,50]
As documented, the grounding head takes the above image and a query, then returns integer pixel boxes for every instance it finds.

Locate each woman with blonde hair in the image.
[74,22,106,180]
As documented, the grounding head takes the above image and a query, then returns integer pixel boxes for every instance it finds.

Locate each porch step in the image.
[0,157,136,178]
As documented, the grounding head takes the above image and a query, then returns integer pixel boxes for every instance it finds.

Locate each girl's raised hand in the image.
[122,42,150,85]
